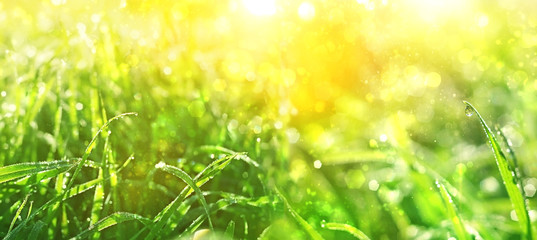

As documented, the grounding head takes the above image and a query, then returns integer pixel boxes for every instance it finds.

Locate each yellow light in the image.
[298,2,315,21]
[408,0,465,23]
[242,0,277,16]
[477,14,489,28]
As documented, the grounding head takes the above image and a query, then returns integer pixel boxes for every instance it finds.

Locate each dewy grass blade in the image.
[90,136,110,239]
[72,212,152,240]
[0,160,75,184]
[144,154,238,240]
[274,187,324,240]
[64,112,137,197]
[323,222,371,240]
[4,176,107,239]
[200,145,259,167]
[177,197,240,238]
[8,194,29,234]
[155,163,214,230]
[435,179,469,240]
[497,127,526,186]
[464,101,532,239]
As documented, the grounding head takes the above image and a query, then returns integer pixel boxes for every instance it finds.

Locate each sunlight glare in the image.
[243,0,277,16]
[298,2,315,21]
[409,0,465,23]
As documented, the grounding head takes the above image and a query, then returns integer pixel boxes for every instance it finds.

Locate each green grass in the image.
[464,101,534,240]
[1,1,537,239]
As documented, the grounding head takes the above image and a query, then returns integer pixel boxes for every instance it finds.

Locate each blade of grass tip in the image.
[435,179,469,240]
[194,153,238,183]
[200,145,259,168]
[464,101,532,239]
[26,200,33,219]
[225,220,235,239]
[72,212,152,240]
[257,224,274,240]
[146,154,238,240]
[323,222,371,240]
[274,187,324,240]
[64,112,138,197]
[7,194,30,234]
[155,162,214,230]
[117,154,135,173]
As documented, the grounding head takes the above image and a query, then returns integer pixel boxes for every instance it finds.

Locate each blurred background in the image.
[1,0,536,239]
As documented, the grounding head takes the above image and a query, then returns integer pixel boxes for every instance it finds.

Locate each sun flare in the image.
[242,0,277,16]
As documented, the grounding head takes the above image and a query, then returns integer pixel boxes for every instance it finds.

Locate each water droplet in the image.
[320,219,326,228]
[313,160,322,169]
[465,105,474,117]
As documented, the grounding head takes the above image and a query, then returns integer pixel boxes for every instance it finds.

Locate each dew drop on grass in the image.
[320,219,326,228]
[313,160,322,169]
[465,105,474,117]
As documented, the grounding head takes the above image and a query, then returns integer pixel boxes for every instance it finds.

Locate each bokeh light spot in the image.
[425,72,441,88]
[368,180,379,191]
[313,160,322,169]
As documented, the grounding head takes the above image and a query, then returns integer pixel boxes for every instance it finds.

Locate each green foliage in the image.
[435,179,470,240]
[464,101,534,240]
[1,0,536,239]
[323,222,371,240]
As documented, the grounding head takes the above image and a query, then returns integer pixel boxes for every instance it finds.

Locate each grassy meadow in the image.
[1,0,537,239]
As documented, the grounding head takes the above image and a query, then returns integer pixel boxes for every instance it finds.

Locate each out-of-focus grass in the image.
[1,0,536,239]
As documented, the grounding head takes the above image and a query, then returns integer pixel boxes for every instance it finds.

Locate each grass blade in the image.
[435,179,469,240]
[0,160,75,184]
[64,112,137,195]
[144,154,239,240]
[225,220,235,239]
[274,187,324,240]
[8,194,29,234]
[155,162,214,230]
[464,101,532,239]
[323,222,371,240]
[200,145,259,167]
[72,212,152,240]
[28,220,47,239]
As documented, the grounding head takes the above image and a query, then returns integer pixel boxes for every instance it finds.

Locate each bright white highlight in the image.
[298,2,315,21]
[243,0,277,16]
